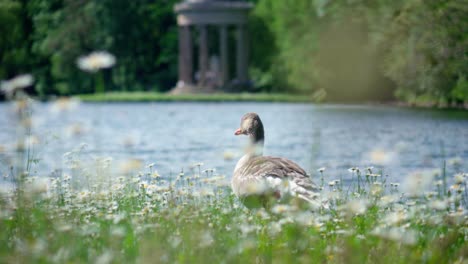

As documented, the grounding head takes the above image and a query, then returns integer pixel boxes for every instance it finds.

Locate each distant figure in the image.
[195,55,220,89]
[208,55,221,87]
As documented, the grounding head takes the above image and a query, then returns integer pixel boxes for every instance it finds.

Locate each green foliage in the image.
[1,0,466,102]
[378,0,468,104]
[0,0,30,78]
[253,0,468,102]
[253,0,321,94]
[1,0,179,96]
[251,0,397,100]
[451,75,468,101]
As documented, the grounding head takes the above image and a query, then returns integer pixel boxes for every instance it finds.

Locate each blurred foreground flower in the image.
[77,51,115,94]
[77,51,116,72]
[402,170,438,196]
[454,173,466,184]
[372,227,417,246]
[223,151,236,161]
[24,177,49,196]
[65,123,86,137]
[50,97,80,113]
[383,210,407,225]
[368,149,395,165]
[119,159,143,174]
[447,157,463,167]
[340,199,369,215]
[25,135,40,147]
[0,74,34,98]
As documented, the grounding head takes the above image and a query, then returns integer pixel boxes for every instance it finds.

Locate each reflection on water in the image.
[0,102,467,184]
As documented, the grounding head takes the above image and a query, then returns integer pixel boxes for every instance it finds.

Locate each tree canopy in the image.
[1,0,467,103]
[1,0,179,96]
[251,0,468,103]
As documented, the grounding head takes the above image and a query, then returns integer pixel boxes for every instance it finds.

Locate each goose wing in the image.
[240,156,319,199]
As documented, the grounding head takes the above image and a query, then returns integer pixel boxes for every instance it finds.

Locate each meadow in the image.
[0,145,466,263]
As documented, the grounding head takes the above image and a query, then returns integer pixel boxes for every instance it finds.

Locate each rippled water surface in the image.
[0,102,467,183]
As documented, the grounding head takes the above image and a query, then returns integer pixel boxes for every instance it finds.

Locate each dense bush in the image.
[252,0,468,102]
[0,0,179,96]
[1,0,466,103]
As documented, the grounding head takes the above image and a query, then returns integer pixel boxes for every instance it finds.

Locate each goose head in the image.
[234,112,265,146]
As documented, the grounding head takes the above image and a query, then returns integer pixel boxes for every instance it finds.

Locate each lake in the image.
[0,102,467,185]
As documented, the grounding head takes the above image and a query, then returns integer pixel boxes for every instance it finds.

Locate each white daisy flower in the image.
[77,51,116,72]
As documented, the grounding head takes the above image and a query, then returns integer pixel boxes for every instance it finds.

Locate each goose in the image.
[231,112,321,209]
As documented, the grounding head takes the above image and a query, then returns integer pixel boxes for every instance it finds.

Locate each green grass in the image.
[77,92,317,103]
[1,95,466,263]
[0,167,466,263]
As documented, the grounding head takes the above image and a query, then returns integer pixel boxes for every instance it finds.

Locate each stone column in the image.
[219,25,229,86]
[236,24,248,82]
[178,26,193,84]
[198,25,209,86]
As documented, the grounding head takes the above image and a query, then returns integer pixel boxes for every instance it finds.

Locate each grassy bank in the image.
[77,92,317,103]
[75,92,468,111]
[0,165,466,263]
[1,94,466,263]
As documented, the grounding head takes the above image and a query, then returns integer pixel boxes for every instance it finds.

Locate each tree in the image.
[0,0,29,79]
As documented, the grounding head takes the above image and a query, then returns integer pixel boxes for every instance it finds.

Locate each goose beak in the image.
[234,128,242,135]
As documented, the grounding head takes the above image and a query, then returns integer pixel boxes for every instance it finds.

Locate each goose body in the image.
[231,113,320,209]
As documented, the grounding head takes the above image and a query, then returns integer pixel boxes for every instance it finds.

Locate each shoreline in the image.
[76,92,468,110]
[76,92,316,103]
[3,91,466,111]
